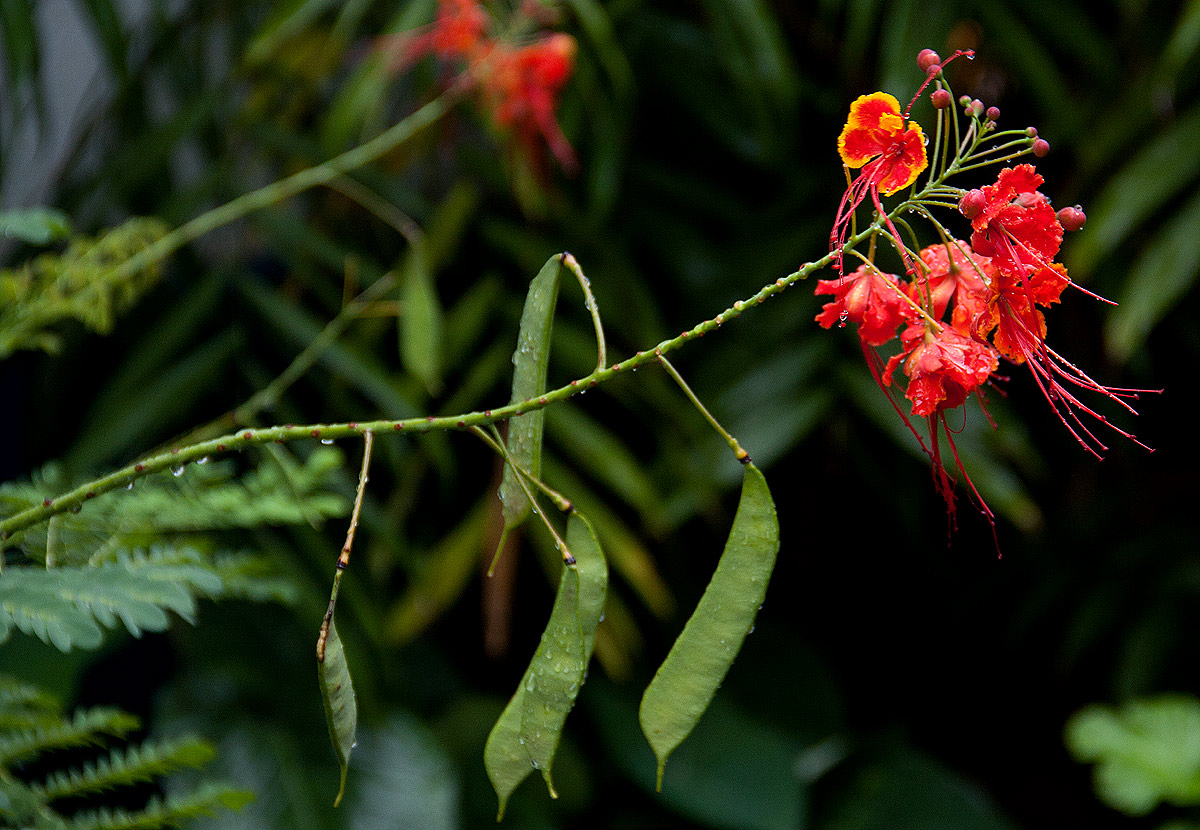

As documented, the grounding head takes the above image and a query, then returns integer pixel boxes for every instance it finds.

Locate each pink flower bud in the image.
[1032,138,1050,157]
[971,99,985,117]
[931,89,952,109]
[959,189,986,220]
[1057,206,1086,232]
[1025,126,1038,137]
[917,48,941,73]
[986,106,1000,122]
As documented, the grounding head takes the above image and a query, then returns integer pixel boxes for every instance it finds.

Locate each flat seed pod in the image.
[318,619,358,807]
[484,512,608,818]
[638,463,779,790]
[499,255,563,530]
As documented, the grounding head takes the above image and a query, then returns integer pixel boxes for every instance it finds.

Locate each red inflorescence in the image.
[396,0,578,172]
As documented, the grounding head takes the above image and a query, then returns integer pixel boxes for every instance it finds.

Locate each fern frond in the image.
[59,782,253,830]
[208,552,300,605]
[0,217,169,358]
[0,708,138,767]
[34,736,215,802]
[1,449,347,565]
[0,675,61,731]
[0,561,198,652]
[1,770,63,829]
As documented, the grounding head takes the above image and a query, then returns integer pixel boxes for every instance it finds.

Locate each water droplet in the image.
[320,438,334,445]
[525,676,536,692]
[125,482,134,490]
[196,456,209,465]
[171,465,185,477]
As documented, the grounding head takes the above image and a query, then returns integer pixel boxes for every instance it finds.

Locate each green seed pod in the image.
[485,512,608,818]
[639,463,780,791]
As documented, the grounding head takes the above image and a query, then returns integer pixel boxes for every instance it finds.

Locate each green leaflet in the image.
[499,255,563,530]
[639,463,779,790]
[318,620,357,807]
[0,562,203,652]
[484,512,608,819]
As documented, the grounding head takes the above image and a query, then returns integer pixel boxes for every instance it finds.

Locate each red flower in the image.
[813,263,909,346]
[400,0,491,64]
[974,264,1068,363]
[481,34,578,171]
[963,164,1062,278]
[972,263,1146,457]
[911,241,993,333]
[892,327,999,417]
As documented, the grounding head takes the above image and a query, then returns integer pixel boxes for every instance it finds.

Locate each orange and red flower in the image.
[837,93,928,195]
[830,93,928,275]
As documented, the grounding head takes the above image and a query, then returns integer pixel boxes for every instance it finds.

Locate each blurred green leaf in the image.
[0,207,71,245]
[1106,186,1200,362]
[1072,104,1200,278]
[398,239,444,396]
[824,745,1018,830]
[1067,696,1200,816]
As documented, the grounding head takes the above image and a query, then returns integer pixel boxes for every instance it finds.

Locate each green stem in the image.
[655,355,748,463]
[317,431,373,662]
[561,253,607,373]
[470,426,575,565]
[82,92,457,308]
[0,222,878,541]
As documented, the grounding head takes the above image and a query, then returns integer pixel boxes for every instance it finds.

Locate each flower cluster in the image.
[818,48,1152,536]
[398,0,578,172]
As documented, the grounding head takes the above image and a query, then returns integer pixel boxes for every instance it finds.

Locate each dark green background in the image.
[2,0,1196,827]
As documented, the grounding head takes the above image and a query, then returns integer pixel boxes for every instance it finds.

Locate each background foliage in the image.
[2,0,1198,827]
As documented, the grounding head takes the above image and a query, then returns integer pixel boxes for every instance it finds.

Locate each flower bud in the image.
[931,89,952,109]
[970,99,985,117]
[959,189,986,220]
[917,48,942,73]
[1025,126,1038,137]
[1032,138,1050,157]
[959,94,972,107]
[986,106,1000,122]
[1057,206,1086,232]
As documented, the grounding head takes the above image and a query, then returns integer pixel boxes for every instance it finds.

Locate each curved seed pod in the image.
[638,463,779,791]
[499,255,563,530]
[318,619,357,807]
[485,512,608,818]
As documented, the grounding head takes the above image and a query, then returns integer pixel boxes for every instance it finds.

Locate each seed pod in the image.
[639,463,780,791]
